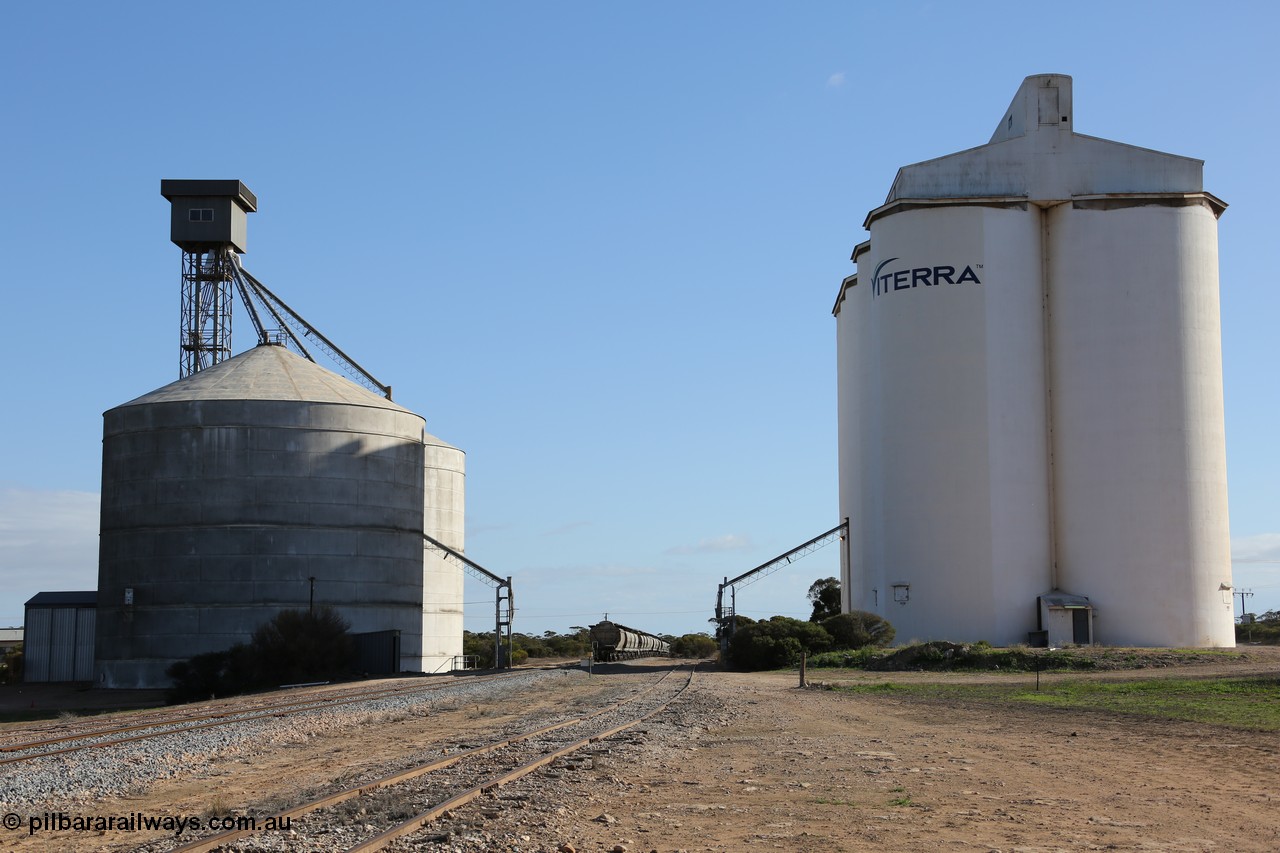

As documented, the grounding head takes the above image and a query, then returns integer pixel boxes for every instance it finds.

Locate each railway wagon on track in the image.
[589,620,671,662]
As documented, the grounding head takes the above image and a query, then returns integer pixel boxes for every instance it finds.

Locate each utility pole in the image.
[1235,589,1254,622]
[1235,589,1254,641]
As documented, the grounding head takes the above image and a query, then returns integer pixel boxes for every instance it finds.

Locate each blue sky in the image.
[2,2,1277,636]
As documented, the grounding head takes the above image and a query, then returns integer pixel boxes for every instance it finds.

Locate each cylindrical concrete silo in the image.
[422,436,465,672]
[835,75,1234,647]
[836,204,1053,645]
[1048,200,1232,646]
[95,344,447,687]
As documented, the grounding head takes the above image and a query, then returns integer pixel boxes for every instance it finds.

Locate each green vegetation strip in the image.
[832,677,1280,731]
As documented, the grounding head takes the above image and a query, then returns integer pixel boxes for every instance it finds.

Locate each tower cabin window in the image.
[188,209,214,222]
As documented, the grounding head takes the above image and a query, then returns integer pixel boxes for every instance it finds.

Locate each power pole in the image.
[1235,589,1254,621]
[1235,589,1255,641]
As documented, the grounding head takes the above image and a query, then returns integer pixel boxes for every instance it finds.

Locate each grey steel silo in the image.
[95,344,432,688]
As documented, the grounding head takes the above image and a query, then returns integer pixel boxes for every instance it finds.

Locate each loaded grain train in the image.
[834,75,1234,649]
[589,621,670,662]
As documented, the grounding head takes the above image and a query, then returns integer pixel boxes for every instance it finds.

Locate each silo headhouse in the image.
[833,75,1234,648]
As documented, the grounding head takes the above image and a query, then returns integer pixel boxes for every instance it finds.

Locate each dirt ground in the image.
[4,652,1280,852]
[578,664,1280,852]
[0,683,167,719]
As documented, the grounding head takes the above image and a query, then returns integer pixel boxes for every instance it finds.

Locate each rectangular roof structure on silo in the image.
[871,74,1208,220]
[160,179,257,212]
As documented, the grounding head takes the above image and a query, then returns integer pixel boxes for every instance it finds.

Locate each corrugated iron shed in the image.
[24,591,96,682]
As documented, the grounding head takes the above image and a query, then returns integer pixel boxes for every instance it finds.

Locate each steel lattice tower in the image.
[178,249,236,376]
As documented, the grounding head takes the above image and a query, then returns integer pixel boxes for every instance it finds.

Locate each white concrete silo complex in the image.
[834,75,1234,648]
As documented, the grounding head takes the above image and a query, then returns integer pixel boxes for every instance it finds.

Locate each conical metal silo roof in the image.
[113,344,417,415]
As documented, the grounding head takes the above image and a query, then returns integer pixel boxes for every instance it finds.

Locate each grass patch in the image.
[814,798,858,808]
[203,795,232,819]
[806,642,1245,673]
[833,676,1280,731]
[1009,677,1280,730]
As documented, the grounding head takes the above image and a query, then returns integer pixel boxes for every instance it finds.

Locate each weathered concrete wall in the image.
[95,345,432,688]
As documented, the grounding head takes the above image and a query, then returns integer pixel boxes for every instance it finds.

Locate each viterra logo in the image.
[870,257,982,298]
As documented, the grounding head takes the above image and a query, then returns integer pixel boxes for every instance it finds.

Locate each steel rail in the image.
[3,662,570,748]
[2,681,447,754]
[0,672,527,766]
[2,688,393,754]
[169,667,688,853]
[349,665,696,852]
[0,676,456,749]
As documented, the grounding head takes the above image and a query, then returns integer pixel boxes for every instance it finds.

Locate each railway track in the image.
[162,664,696,853]
[0,671,527,768]
[0,678,450,749]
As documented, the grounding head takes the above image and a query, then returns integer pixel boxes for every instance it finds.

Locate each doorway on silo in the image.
[1037,593,1094,648]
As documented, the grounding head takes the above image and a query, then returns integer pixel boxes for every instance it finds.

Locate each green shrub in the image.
[670,633,718,659]
[250,607,355,685]
[0,645,23,684]
[165,644,258,703]
[821,611,895,650]
[166,607,355,704]
[1236,612,1280,645]
[727,616,832,670]
[807,648,880,668]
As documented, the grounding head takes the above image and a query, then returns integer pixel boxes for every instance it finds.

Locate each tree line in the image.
[714,577,896,670]
[462,628,718,668]
[1237,610,1280,644]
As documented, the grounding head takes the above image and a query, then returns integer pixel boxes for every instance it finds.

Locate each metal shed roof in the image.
[25,591,98,608]
[159,179,257,212]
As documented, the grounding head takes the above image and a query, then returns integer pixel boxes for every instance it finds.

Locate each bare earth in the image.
[5,650,1280,852]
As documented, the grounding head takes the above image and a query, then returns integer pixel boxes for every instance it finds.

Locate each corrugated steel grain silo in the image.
[834,75,1233,647]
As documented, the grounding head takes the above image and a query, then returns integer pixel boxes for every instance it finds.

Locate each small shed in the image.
[24,591,97,682]
[1035,592,1094,648]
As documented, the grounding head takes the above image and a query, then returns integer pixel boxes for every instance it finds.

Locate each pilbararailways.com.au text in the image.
[4,811,294,836]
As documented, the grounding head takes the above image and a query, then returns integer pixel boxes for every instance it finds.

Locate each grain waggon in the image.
[588,621,670,662]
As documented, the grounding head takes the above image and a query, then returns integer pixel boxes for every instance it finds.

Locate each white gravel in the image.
[0,671,562,810]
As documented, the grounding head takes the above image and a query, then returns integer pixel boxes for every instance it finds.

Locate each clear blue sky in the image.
[2,2,1277,635]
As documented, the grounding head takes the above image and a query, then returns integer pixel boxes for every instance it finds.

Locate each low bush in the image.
[727,616,832,670]
[670,633,718,659]
[822,611,895,649]
[0,645,23,684]
[166,607,355,704]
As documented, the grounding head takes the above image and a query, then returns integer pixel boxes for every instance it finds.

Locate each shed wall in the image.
[24,606,96,682]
